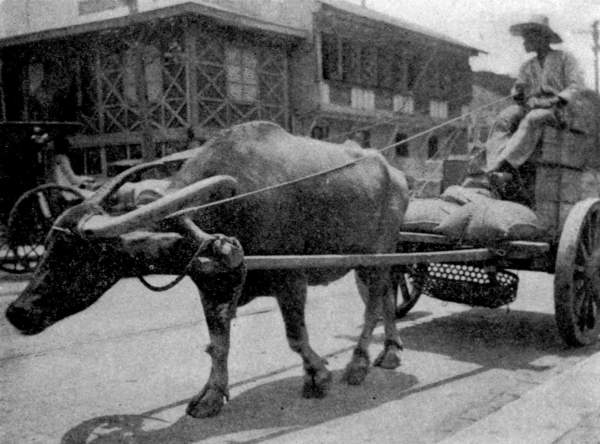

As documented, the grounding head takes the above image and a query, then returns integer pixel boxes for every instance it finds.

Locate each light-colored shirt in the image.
[52,154,85,187]
[514,49,584,102]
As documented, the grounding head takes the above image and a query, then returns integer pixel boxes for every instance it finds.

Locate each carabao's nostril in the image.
[5,301,46,335]
[6,303,25,328]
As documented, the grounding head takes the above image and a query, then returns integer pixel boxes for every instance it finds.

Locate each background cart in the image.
[0,121,85,273]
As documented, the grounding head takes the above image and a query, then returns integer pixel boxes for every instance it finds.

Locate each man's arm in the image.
[557,51,585,103]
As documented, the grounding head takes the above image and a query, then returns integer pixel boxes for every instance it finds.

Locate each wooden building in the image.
[0,0,480,184]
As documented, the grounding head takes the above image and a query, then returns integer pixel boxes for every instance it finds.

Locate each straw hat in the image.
[509,15,562,44]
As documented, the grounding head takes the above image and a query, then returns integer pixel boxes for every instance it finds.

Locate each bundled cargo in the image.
[440,185,494,205]
[402,189,543,245]
[436,198,543,244]
[401,198,461,233]
[533,130,600,237]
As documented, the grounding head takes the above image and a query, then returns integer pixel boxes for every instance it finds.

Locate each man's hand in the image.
[511,82,526,103]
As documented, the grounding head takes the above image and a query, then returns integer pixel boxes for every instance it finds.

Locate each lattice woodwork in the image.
[98,48,141,134]
[195,34,288,130]
[148,31,188,130]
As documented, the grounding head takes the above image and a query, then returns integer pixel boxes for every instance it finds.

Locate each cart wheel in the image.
[555,198,600,346]
[3,184,85,273]
[395,264,426,318]
[0,239,45,274]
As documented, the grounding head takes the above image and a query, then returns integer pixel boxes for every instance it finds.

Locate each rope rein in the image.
[50,224,202,292]
[168,94,512,220]
[49,95,512,293]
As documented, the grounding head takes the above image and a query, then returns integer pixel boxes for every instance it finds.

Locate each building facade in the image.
[0,0,479,185]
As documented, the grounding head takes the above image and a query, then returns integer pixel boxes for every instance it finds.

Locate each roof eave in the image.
[318,1,484,55]
[0,1,308,49]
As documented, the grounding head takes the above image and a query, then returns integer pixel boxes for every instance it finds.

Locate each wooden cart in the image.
[387,126,600,347]
[0,121,85,273]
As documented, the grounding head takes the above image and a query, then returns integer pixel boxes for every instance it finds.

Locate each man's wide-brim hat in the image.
[509,14,562,44]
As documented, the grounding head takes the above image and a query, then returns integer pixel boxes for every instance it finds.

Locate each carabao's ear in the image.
[120,231,184,262]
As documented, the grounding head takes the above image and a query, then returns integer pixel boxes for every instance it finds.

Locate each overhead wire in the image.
[167,94,511,220]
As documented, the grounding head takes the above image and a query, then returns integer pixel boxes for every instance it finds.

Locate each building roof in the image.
[473,71,516,96]
[0,1,308,49]
[318,0,483,54]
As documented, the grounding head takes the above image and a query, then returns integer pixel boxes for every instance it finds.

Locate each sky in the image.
[359,0,600,89]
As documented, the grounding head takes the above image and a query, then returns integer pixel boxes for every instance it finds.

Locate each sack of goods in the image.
[435,192,543,244]
[401,186,544,244]
[401,198,461,233]
[440,184,495,206]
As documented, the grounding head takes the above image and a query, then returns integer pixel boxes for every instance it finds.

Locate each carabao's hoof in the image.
[302,367,332,399]
[373,347,401,369]
[186,386,226,418]
[342,350,370,385]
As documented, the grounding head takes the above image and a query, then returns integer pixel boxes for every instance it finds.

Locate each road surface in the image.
[1,270,599,443]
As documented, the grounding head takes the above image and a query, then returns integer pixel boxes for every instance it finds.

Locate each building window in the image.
[320,33,406,92]
[351,87,375,110]
[393,94,414,114]
[430,100,448,119]
[225,47,258,103]
[311,125,329,140]
[319,82,330,104]
[124,44,163,103]
[407,55,422,91]
[377,48,395,90]
[322,33,342,81]
[28,62,44,95]
[395,132,409,157]
[427,135,439,158]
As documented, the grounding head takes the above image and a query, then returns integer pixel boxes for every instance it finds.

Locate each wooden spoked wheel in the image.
[0,237,45,274]
[395,264,427,318]
[555,198,600,346]
[0,184,85,273]
[357,264,425,319]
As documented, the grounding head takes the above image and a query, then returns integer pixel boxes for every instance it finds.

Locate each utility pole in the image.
[593,21,599,93]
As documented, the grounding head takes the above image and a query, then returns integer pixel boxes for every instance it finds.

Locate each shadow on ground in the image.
[61,368,418,444]
[392,307,600,371]
[60,307,600,443]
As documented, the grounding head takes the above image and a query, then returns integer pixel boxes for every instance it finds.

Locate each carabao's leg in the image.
[344,267,402,384]
[187,263,246,418]
[275,272,332,398]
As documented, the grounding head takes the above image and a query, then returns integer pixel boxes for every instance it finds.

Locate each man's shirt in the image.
[515,49,585,102]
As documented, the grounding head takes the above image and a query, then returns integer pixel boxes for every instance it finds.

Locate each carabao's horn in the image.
[79,175,238,238]
[88,161,169,206]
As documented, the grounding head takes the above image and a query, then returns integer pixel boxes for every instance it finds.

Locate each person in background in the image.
[50,134,96,191]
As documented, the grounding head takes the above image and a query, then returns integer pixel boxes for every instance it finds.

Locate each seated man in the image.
[50,135,98,198]
[466,15,584,203]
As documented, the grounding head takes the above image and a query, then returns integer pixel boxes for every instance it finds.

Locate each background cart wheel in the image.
[395,265,426,318]
[554,198,600,346]
[357,265,425,319]
[2,184,85,273]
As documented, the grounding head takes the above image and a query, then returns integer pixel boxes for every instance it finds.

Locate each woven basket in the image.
[423,263,519,308]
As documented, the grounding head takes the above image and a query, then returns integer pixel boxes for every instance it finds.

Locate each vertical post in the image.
[0,58,5,121]
[132,33,155,162]
[593,21,599,94]
[186,18,198,137]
